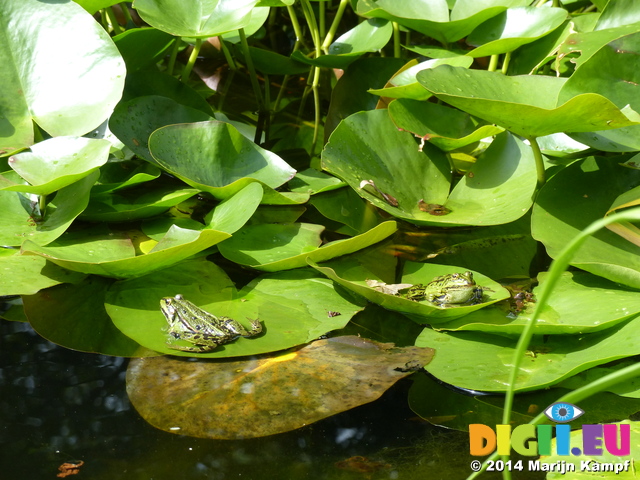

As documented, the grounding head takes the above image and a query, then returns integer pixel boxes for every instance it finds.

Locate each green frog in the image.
[160,294,262,352]
[403,271,483,306]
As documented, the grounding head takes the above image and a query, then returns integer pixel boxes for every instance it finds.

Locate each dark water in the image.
[0,319,545,480]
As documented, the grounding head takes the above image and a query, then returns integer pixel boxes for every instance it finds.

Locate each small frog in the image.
[402,271,483,306]
[160,294,262,352]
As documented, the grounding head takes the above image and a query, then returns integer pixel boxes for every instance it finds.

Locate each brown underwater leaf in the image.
[126,336,435,439]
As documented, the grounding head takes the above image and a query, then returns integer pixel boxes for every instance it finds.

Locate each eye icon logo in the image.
[544,402,584,423]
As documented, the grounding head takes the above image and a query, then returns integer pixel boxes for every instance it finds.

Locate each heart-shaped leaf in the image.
[417,65,640,138]
[3,137,110,195]
[0,0,125,150]
[105,259,367,357]
[218,221,397,271]
[133,0,260,38]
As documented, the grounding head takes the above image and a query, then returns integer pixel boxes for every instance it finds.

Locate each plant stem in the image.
[467,207,640,480]
[501,51,511,74]
[104,7,122,34]
[238,28,266,144]
[321,0,349,53]
[300,0,323,154]
[166,37,181,76]
[119,2,134,26]
[392,22,401,58]
[527,136,546,187]
[181,38,202,82]
[488,54,499,72]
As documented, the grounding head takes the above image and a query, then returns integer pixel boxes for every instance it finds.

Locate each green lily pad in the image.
[148,120,300,203]
[133,0,259,37]
[105,258,367,357]
[323,110,537,226]
[560,31,640,152]
[0,170,98,247]
[438,271,640,335]
[356,0,529,44]
[416,65,640,138]
[0,251,86,296]
[113,27,175,73]
[388,98,505,151]
[109,95,213,164]
[126,336,434,438]
[21,224,230,279]
[290,18,393,69]
[23,276,147,356]
[466,6,568,57]
[288,168,345,195]
[416,315,640,392]
[81,185,199,222]
[368,57,474,101]
[92,161,161,194]
[218,221,397,272]
[309,187,386,235]
[311,256,509,323]
[2,137,110,195]
[0,0,125,150]
[532,156,640,289]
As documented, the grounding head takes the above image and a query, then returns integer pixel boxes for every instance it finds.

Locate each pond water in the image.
[0,319,545,480]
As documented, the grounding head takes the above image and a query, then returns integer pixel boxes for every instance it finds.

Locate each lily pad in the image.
[126,336,434,438]
[532,156,640,288]
[311,257,509,323]
[133,0,259,38]
[466,6,568,58]
[0,170,98,247]
[438,271,640,335]
[81,185,199,222]
[0,251,86,296]
[416,65,640,139]
[21,224,230,279]
[323,111,537,226]
[3,137,111,195]
[23,276,147,356]
[0,0,125,150]
[105,259,367,357]
[148,120,301,203]
[218,221,397,272]
[109,95,213,164]
[356,0,529,45]
[416,315,640,392]
[388,98,505,151]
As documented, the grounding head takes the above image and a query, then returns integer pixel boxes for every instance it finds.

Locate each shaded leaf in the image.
[126,336,434,438]
[218,221,397,271]
[24,277,147,356]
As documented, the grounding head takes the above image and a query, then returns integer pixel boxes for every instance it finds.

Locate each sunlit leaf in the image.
[105,259,366,357]
[0,0,125,150]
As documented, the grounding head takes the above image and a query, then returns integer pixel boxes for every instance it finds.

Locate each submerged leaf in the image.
[126,336,435,438]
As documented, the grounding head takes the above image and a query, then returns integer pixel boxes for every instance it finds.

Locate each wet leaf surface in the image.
[126,336,434,439]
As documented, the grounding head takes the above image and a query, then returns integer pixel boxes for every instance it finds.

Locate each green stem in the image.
[467,207,640,480]
[488,54,499,72]
[286,5,305,51]
[501,51,512,75]
[238,28,266,144]
[119,2,134,26]
[528,136,546,187]
[321,0,349,53]
[319,0,326,42]
[166,37,182,76]
[218,36,237,70]
[392,22,401,58]
[104,7,122,34]
[300,0,323,154]
[38,194,47,219]
[181,38,202,82]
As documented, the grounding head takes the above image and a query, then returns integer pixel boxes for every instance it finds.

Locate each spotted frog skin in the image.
[160,294,262,352]
[403,271,483,306]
